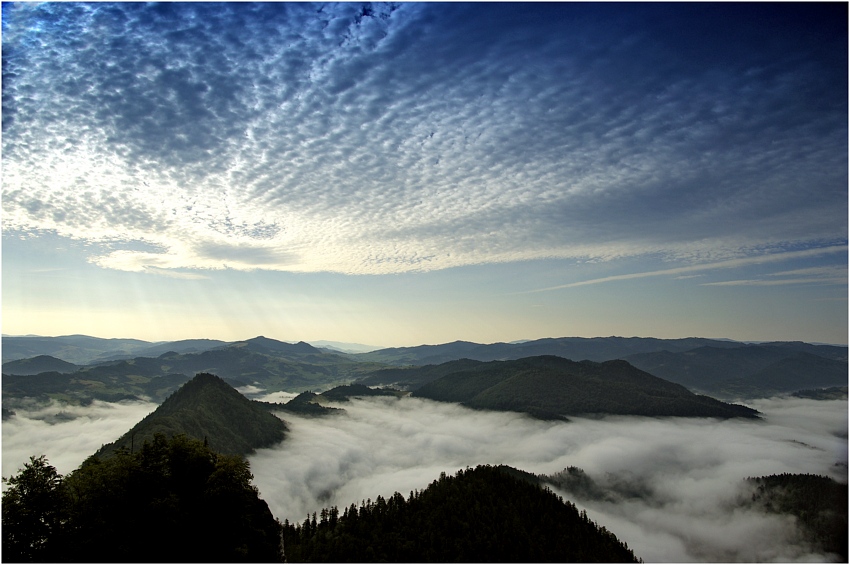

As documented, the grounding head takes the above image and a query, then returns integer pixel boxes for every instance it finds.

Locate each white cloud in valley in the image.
[2,393,846,562]
[247,395,847,562]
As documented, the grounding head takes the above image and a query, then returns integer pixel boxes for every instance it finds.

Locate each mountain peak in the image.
[241,336,321,355]
[96,372,287,457]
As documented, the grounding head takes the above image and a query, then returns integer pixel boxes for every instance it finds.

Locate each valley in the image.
[2,334,847,562]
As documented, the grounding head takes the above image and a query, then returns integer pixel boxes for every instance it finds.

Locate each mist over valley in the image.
[2,333,847,562]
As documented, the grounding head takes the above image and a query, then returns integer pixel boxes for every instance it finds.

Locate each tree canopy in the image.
[2,434,282,563]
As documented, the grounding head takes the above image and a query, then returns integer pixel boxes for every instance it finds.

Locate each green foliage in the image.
[791,386,848,400]
[745,473,848,560]
[281,465,641,562]
[98,373,288,457]
[411,356,759,419]
[2,434,282,562]
[2,456,68,562]
[317,383,402,402]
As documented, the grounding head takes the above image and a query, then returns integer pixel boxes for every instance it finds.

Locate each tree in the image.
[2,455,67,562]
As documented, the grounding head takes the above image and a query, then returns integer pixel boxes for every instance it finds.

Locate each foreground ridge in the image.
[281,464,641,563]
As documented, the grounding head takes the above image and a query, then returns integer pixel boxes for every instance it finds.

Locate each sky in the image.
[3,393,847,561]
[2,2,847,347]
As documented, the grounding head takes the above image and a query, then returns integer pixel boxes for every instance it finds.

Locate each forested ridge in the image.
[2,434,282,562]
[96,372,288,457]
[744,473,848,560]
[410,356,759,419]
[280,465,641,563]
[3,371,844,563]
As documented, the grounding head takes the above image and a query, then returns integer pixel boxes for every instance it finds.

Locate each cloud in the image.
[2,399,158,479]
[2,3,846,275]
[703,264,849,287]
[1,392,846,561]
[246,395,847,562]
[520,245,848,292]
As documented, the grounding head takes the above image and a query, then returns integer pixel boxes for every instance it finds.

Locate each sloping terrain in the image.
[625,346,848,399]
[410,356,758,419]
[281,464,640,562]
[96,373,288,457]
[2,355,80,376]
[351,336,743,365]
[2,336,388,408]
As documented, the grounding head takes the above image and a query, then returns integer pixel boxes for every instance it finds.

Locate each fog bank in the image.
[2,392,845,561]
[249,396,847,562]
[2,399,158,479]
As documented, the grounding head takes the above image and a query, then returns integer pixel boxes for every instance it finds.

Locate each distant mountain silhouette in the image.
[355,337,847,399]
[1,335,154,364]
[133,338,229,358]
[2,355,79,375]
[352,336,746,365]
[2,336,388,407]
[625,346,848,399]
[4,335,844,405]
[96,373,287,457]
[236,336,323,356]
[409,356,758,419]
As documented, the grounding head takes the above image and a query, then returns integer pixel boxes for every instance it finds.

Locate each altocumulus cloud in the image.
[2,3,847,275]
[247,395,847,563]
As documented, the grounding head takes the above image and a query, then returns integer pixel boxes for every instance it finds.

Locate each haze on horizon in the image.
[2,3,847,347]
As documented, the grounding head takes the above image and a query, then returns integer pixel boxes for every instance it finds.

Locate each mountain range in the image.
[3,335,846,406]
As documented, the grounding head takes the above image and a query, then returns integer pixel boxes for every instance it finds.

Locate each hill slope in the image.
[97,373,288,457]
[410,356,758,419]
[625,346,848,398]
[281,464,640,562]
[1,355,80,376]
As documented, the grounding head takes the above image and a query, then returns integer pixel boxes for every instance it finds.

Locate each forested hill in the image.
[2,434,283,562]
[409,356,759,420]
[281,464,641,563]
[96,373,288,457]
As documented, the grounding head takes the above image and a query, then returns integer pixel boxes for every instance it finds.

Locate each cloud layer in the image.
[1,399,158,478]
[2,393,846,561]
[247,395,847,562]
[3,3,846,275]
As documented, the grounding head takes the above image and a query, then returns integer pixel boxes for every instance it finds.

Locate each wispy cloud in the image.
[521,245,848,293]
[2,3,846,275]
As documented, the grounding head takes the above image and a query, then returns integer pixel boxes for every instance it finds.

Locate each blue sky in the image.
[2,2,847,346]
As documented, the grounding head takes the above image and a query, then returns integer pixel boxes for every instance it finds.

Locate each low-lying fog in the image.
[249,394,847,563]
[3,394,846,562]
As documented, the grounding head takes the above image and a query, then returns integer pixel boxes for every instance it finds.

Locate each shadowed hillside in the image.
[96,373,288,457]
[281,464,640,563]
[410,356,758,419]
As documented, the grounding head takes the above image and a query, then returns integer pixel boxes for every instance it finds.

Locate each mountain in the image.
[352,337,847,400]
[744,474,848,560]
[1,335,156,364]
[309,340,384,353]
[96,373,288,457]
[131,338,230,358]
[281,464,640,562]
[2,355,80,375]
[624,346,848,399]
[351,336,745,365]
[2,434,283,563]
[408,356,758,420]
[2,336,389,408]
